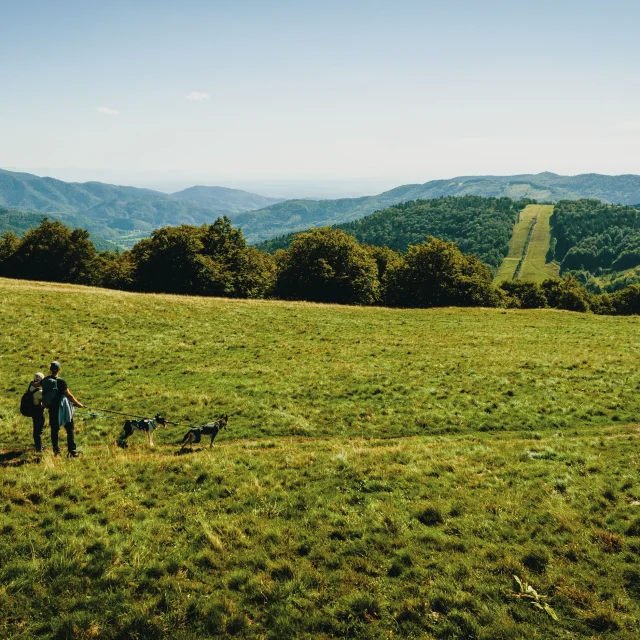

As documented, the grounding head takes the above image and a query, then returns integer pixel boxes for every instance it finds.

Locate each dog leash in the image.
[76,409,121,420]
[82,407,183,426]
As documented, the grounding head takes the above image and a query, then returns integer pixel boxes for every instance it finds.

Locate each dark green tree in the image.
[610,284,640,315]
[130,217,275,298]
[132,225,207,294]
[499,281,547,309]
[384,237,500,308]
[541,276,590,312]
[274,227,380,304]
[1,219,100,285]
[0,232,20,274]
[99,250,136,291]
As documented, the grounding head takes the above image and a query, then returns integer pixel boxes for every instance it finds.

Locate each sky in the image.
[1,0,640,196]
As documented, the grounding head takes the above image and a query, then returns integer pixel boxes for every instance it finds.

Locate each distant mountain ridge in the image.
[242,172,640,244]
[171,185,282,212]
[3,169,640,247]
[0,169,280,247]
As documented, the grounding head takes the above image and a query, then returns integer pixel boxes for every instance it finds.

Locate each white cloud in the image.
[185,91,210,102]
[96,106,120,116]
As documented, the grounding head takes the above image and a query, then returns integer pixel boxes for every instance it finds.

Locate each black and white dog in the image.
[180,415,228,451]
[117,414,166,448]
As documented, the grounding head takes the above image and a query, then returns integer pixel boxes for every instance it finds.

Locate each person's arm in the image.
[64,388,84,408]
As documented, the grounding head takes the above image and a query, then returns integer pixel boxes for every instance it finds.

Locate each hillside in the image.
[0,169,279,247]
[551,200,640,274]
[0,206,119,252]
[258,196,529,271]
[1,279,639,638]
[4,169,640,248]
[516,205,560,282]
[171,185,283,212]
[245,172,640,244]
[493,205,540,282]
[494,205,560,284]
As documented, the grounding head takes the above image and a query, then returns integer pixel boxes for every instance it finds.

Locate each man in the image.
[41,361,84,457]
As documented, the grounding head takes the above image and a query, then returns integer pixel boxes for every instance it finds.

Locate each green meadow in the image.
[1,278,640,639]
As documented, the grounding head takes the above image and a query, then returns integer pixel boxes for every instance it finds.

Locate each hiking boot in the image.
[35,446,46,453]
[67,451,83,458]
[53,449,61,456]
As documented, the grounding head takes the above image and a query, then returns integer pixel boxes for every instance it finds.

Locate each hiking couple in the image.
[26,361,84,457]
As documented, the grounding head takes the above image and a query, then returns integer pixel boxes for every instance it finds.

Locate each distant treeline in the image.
[259,196,531,270]
[2,216,640,314]
[551,199,640,291]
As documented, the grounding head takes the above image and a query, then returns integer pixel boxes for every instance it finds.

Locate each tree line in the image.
[2,216,640,314]
[260,195,533,271]
[551,199,640,286]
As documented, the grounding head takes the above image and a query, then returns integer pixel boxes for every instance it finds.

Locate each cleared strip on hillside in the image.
[493,204,539,282]
[517,204,560,283]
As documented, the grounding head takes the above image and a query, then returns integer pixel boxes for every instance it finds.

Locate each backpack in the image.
[20,385,36,417]
[41,376,59,409]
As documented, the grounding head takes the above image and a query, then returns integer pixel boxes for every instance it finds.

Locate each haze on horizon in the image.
[2,0,640,196]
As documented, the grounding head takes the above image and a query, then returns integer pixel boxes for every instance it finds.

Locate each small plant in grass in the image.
[417,505,444,526]
[626,518,640,536]
[592,529,624,552]
[340,592,381,622]
[521,549,549,573]
[510,575,558,621]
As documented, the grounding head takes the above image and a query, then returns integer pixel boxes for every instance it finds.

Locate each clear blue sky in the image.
[1,0,639,191]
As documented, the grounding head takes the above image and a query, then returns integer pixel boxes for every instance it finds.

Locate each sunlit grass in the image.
[1,278,639,638]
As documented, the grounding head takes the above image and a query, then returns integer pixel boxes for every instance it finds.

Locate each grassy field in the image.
[493,205,539,283]
[517,205,561,283]
[495,205,560,284]
[1,278,640,638]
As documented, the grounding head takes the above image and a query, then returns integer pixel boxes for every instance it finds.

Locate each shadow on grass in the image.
[0,449,36,467]
[174,448,196,456]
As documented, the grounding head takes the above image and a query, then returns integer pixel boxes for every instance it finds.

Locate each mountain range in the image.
[239,172,640,243]
[3,168,640,246]
[0,169,282,246]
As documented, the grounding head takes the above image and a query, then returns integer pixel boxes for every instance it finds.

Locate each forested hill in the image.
[170,185,282,212]
[259,196,530,270]
[240,172,640,244]
[0,206,118,252]
[0,169,278,247]
[549,199,640,290]
[4,169,640,248]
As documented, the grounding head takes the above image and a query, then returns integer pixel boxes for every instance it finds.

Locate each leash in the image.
[76,409,121,420]
[82,407,183,426]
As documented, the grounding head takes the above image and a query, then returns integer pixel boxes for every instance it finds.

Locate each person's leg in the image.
[49,409,60,454]
[64,420,77,453]
[32,410,45,451]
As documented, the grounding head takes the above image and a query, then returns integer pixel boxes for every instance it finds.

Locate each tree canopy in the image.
[274,227,379,305]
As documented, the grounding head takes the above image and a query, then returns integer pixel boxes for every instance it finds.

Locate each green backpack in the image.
[41,376,59,409]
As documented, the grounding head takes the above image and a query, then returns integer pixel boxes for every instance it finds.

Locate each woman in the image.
[29,372,46,452]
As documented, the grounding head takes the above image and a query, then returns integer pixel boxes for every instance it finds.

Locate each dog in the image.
[117,414,166,448]
[180,415,228,451]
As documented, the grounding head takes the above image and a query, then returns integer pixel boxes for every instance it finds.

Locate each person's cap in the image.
[50,361,61,371]
[33,372,44,382]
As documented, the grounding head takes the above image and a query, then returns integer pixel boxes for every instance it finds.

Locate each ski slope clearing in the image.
[518,205,561,283]
[495,204,560,283]
[494,204,539,282]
